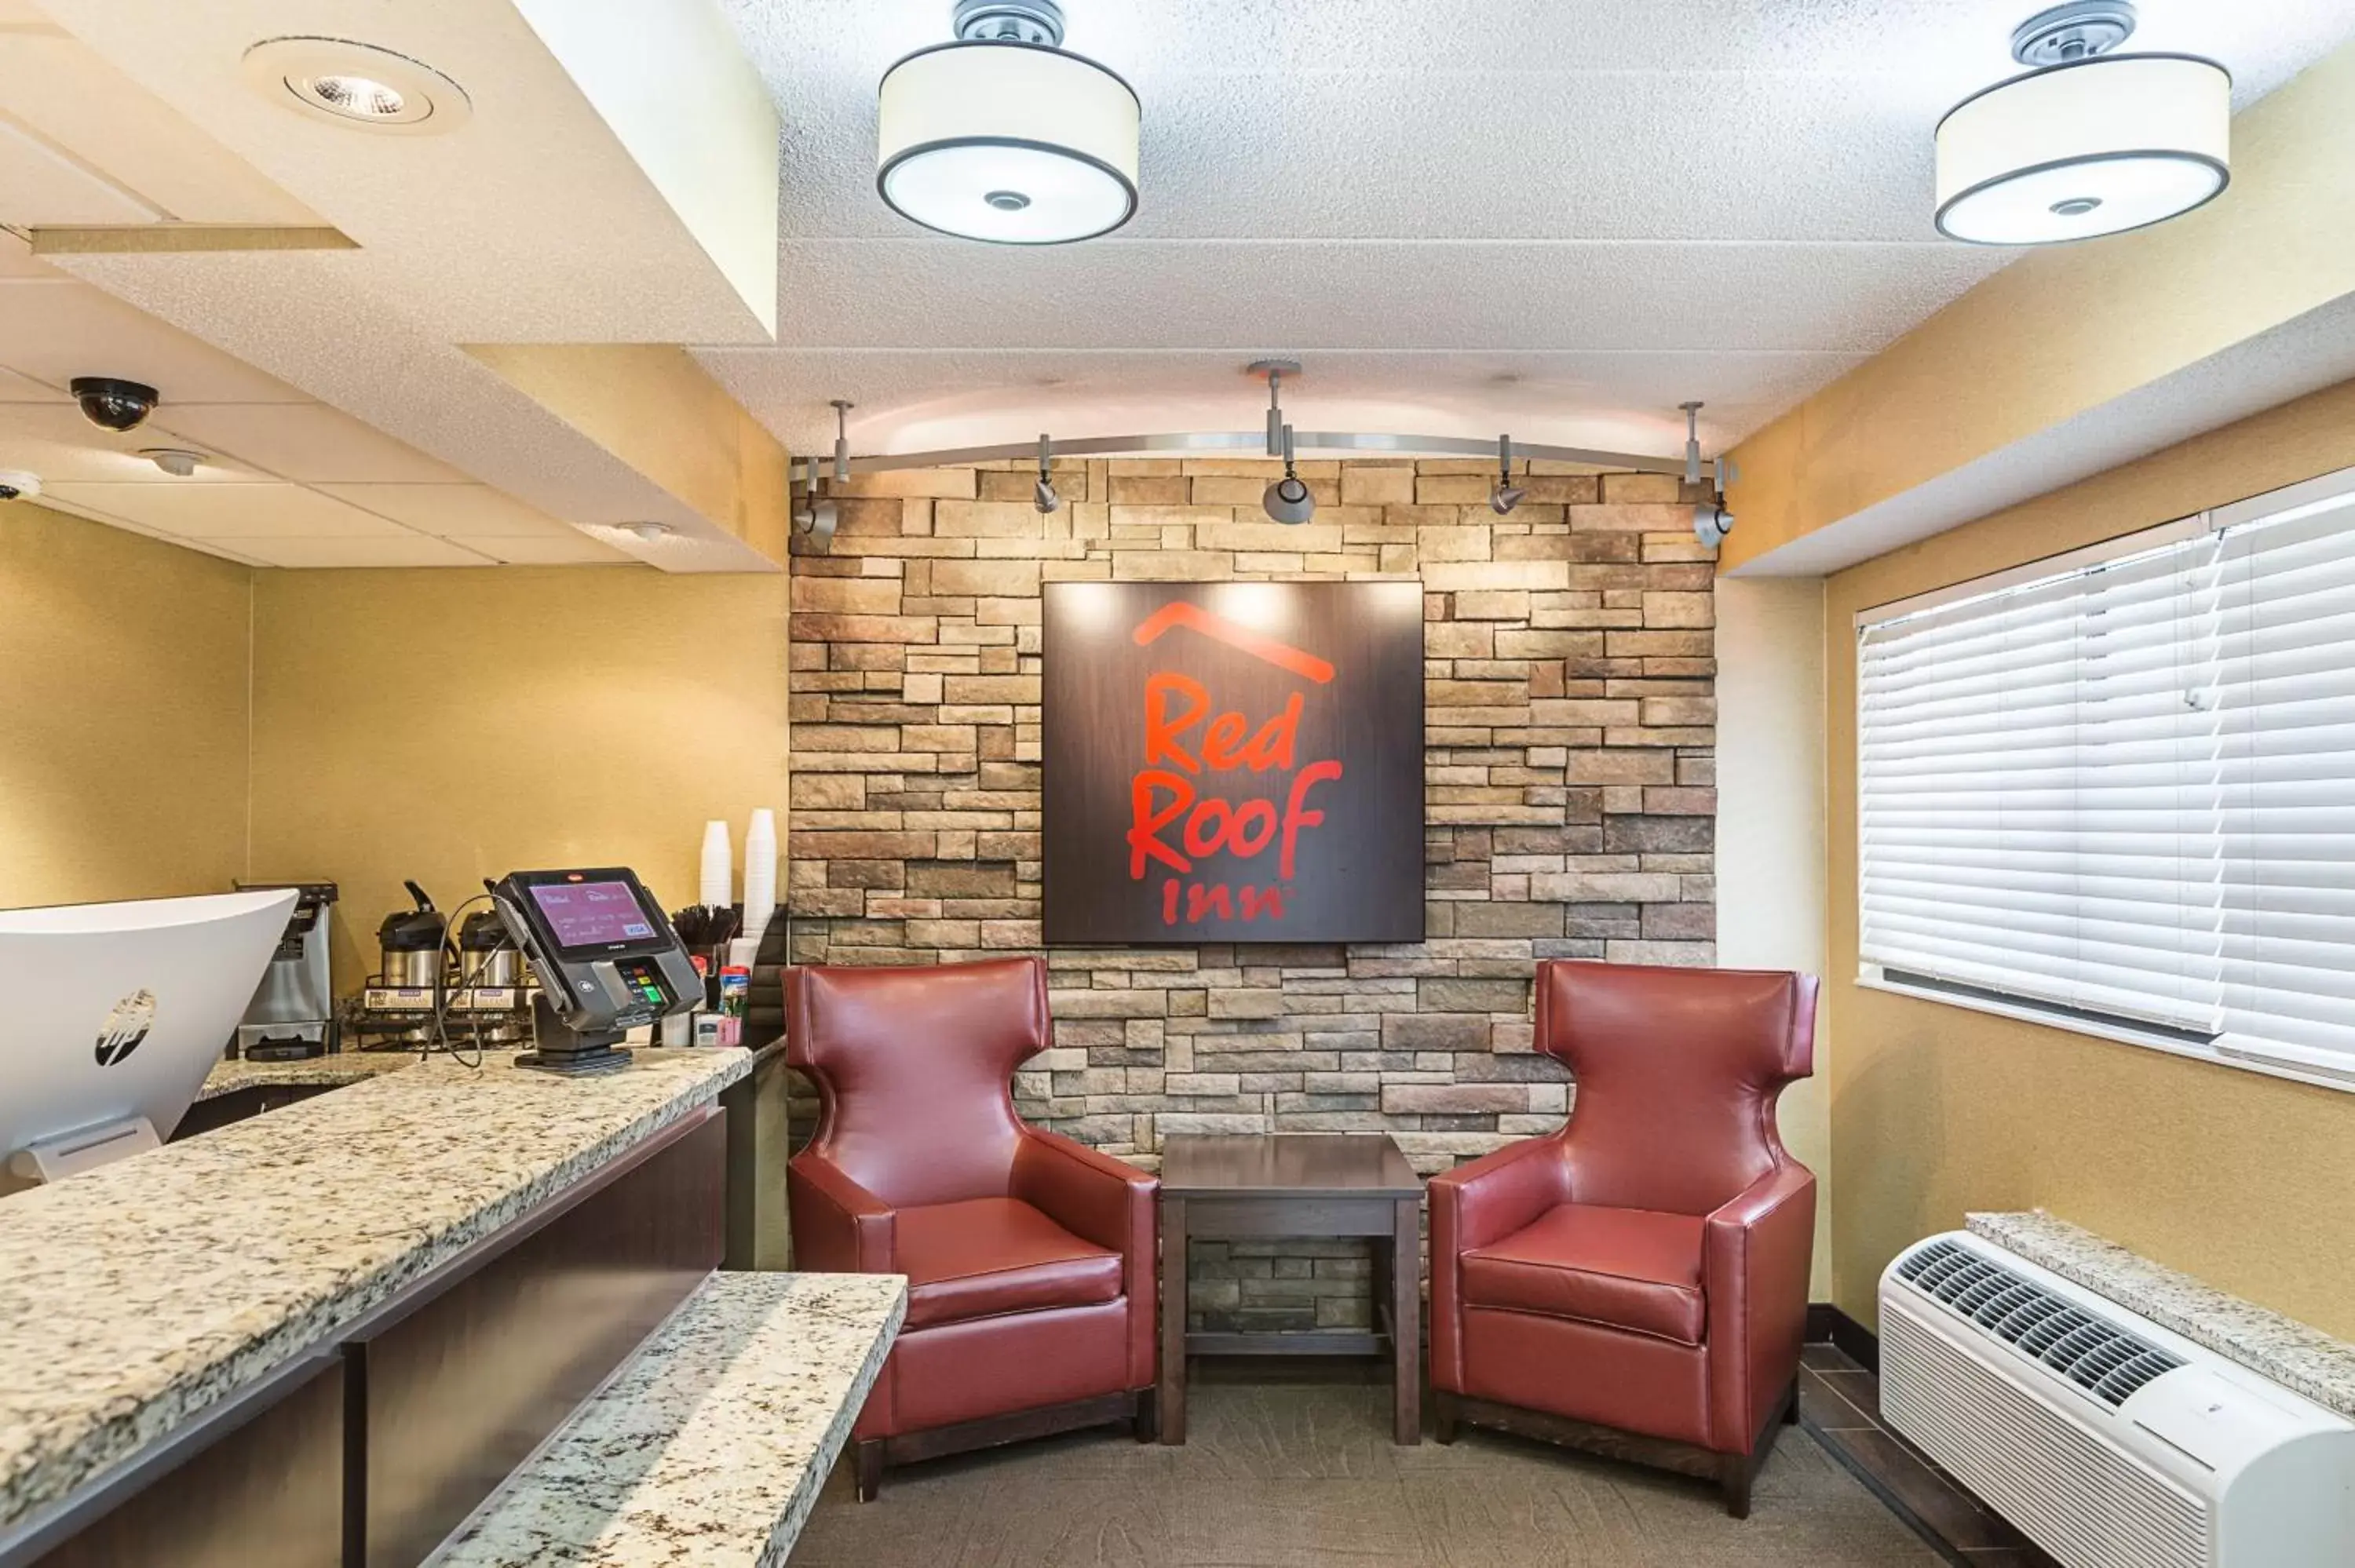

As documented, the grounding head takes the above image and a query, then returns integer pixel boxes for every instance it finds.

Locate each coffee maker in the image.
[232,881,338,1059]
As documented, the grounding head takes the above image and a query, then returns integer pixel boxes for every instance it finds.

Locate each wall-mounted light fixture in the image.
[876,0,1139,244]
[1936,1,2229,245]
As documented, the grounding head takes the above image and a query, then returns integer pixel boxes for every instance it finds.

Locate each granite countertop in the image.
[1969,1209,2355,1420]
[195,1052,418,1100]
[434,1273,905,1568]
[0,1048,759,1533]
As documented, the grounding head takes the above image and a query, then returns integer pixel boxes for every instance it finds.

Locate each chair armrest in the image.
[1703,1161,1816,1452]
[1012,1129,1159,1390]
[1427,1136,1568,1395]
[787,1150,898,1274]
[1011,1129,1157,1259]
[1428,1136,1568,1256]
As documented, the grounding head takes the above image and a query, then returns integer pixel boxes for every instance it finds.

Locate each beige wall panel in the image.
[0,503,251,906]
[1826,376,2355,1338]
[1715,577,1832,1296]
[248,565,788,990]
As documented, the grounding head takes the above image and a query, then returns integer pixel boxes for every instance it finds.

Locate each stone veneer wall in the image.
[787,456,1718,1334]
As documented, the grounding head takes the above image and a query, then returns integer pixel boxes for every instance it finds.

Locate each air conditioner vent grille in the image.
[1895,1238,2185,1407]
[1882,1304,2210,1568]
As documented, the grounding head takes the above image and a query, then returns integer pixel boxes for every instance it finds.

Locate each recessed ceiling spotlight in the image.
[0,469,41,502]
[1936,2,2229,245]
[243,38,472,135]
[877,0,1139,244]
[1489,436,1526,516]
[140,449,205,478]
[621,521,672,543]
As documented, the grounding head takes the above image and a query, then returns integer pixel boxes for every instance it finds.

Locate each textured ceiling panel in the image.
[315,481,584,538]
[38,480,420,538]
[0,403,270,483]
[709,0,2355,458]
[759,239,2003,355]
[227,533,498,568]
[156,403,472,485]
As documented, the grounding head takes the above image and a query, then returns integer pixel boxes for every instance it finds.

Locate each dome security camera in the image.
[70,377,159,433]
[0,469,41,501]
[1694,497,1734,549]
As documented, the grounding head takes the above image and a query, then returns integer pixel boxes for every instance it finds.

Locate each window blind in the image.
[2214,490,2355,1076]
[1857,473,2355,1081]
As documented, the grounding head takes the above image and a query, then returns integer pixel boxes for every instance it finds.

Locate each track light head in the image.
[1034,433,1061,514]
[1265,474,1316,524]
[1263,423,1316,524]
[1693,495,1733,549]
[1489,434,1524,514]
[830,399,854,485]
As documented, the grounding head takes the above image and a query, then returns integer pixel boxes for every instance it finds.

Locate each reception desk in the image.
[0,1047,825,1567]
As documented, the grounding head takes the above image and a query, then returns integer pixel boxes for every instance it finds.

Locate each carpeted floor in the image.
[790,1380,1946,1566]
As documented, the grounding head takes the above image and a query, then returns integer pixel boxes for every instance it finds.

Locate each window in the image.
[1857,468,2355,1091]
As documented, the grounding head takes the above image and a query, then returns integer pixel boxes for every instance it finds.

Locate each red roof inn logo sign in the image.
[1043,582,1425,945]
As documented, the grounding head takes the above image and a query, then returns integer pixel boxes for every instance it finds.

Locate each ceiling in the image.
[5,0,2355,568]
[703,0,2355,460]
[0,232,623,567]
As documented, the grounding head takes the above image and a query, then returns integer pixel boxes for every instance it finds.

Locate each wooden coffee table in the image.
[1157,1132,1424,1446]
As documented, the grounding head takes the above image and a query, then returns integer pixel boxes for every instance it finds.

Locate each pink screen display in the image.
[529,881,657,949]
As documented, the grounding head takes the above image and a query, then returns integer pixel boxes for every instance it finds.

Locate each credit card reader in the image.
[490,867,699,1076]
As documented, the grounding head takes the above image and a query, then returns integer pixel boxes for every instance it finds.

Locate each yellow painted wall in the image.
[1827,377,2355,1338]
[246,566,790,990]
[0,503,251,906]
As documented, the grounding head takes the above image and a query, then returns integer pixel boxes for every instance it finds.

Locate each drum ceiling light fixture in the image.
[1936,2,2229,246]
[877,0,1140,245]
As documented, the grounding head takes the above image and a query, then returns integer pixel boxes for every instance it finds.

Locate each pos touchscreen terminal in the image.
[490,868,699,1075]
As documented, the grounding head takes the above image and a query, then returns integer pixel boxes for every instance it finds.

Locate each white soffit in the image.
[0,233,626,567]
[703,0,2355,465]
[1730,290,2355,577]
[16,0,784,571]
[507,0,780,335]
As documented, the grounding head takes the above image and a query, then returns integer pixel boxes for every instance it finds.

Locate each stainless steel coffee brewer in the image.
[378,881,447,990]
[232,881,338,1059]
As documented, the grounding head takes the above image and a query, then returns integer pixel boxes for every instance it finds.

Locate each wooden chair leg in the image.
[1133,1387,1159,1442]
[853,1439,883,1503]
[1432,1390,1459,1445]
[1719,1450,1753,1519]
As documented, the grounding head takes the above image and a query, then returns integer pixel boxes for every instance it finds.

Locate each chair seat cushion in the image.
[897,1196,1123,1329]
[1460,1203,1707,1345]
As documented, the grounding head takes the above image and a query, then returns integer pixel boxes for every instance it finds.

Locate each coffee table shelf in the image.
[1157,1132,1424,1445]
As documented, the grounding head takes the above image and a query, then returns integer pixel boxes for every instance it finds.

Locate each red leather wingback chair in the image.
[786,957,1158,1499]
[1428,961,1818,1516]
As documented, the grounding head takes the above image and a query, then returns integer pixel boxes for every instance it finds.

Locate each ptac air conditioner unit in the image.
[1879,1234,2355,1568]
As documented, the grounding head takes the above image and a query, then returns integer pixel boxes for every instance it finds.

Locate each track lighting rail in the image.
[793,428,1702,487]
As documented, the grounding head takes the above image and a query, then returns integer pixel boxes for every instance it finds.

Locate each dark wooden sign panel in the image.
[1042,580,1425,944]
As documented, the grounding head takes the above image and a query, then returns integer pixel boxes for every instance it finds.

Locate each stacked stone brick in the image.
[787,457,1717,1333]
